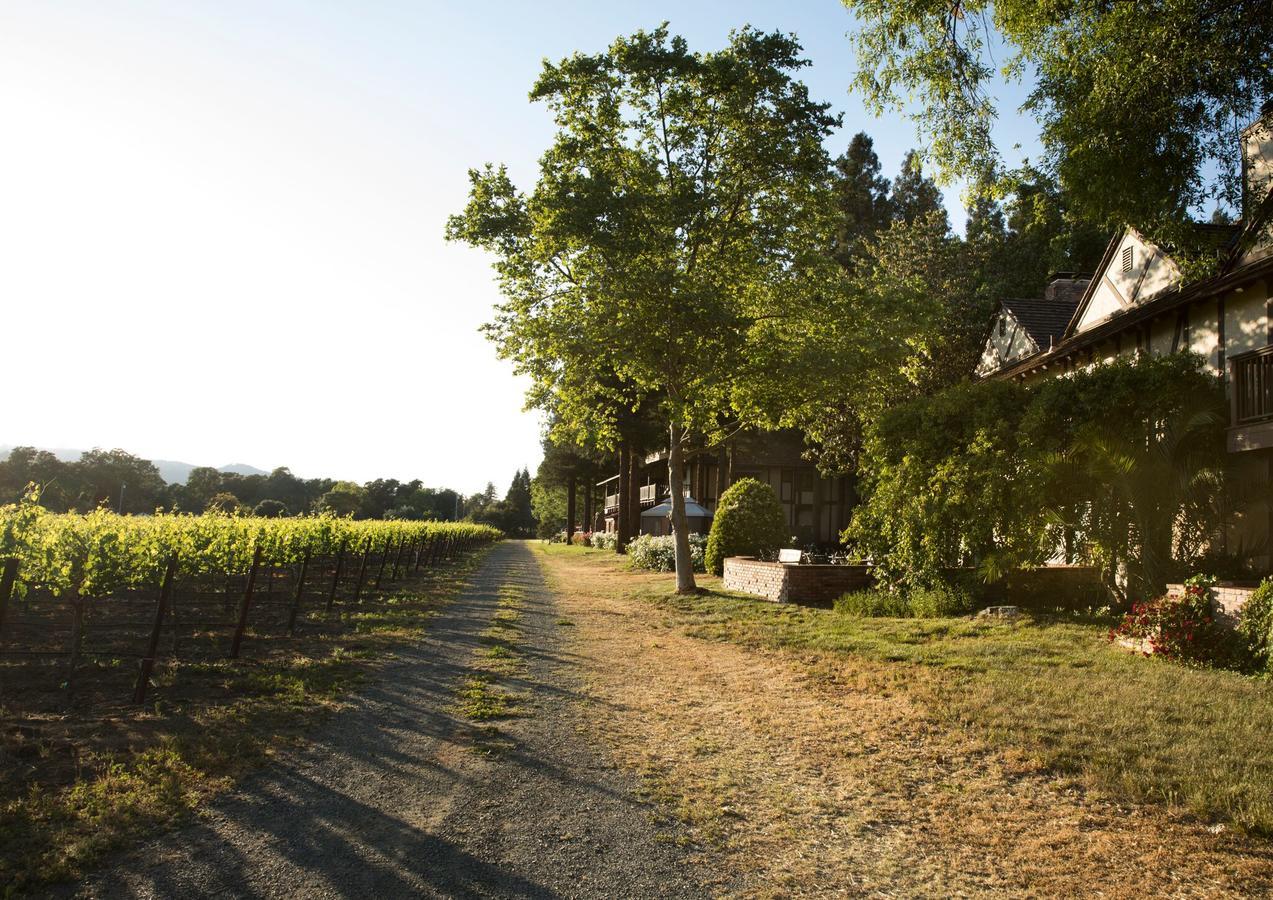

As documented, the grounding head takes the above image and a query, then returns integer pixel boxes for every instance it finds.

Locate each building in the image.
[597,430,854,545]
[975,103,1273,569]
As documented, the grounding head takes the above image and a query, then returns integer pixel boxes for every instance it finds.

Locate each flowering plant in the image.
[1109,575,1225,664]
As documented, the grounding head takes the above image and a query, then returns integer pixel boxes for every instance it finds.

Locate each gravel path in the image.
[68,542,710,899]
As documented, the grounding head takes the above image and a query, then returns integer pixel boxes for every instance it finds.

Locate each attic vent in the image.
[1121,246,1133,272]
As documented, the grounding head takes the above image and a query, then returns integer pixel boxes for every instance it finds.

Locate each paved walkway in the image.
[70,542,709,899]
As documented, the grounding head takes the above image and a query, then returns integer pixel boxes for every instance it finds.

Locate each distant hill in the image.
[0,446,268,485]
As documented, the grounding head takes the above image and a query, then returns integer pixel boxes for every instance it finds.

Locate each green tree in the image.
[889,150,947,230]
[447,26,838,593]
[72,448,166,514]
[744,210,985,473]
[831,131,893,270]
[843,0,1273,236]
[316,481,364,517]
[503,467,535,536]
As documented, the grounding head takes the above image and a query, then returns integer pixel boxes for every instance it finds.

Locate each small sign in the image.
[777,548,802,563]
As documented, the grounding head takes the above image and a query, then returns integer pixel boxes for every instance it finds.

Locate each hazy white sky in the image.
[0,1,1038,495]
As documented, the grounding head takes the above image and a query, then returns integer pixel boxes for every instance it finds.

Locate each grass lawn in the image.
[538,543,1273,836]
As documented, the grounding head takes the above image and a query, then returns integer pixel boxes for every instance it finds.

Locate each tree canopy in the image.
[447,25,840,591]
[844,0,1273,237]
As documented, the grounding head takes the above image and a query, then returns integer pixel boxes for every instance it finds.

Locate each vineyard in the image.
[0,495,501,705]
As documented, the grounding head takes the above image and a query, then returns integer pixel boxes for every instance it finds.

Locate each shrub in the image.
[589,531,617,551]
[835,580,973,619]
[1238,579,1273,670]
[1109,576,1232,665]
[628,533,706,573]
[571,531,591,546]
[908,581,975,617]
[705,478,787,576]
[835,589,910,618]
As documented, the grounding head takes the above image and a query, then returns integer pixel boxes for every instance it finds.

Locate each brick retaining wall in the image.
[722,557,874,605]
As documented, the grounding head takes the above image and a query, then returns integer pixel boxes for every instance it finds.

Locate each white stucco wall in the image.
[1076,231,1183,333]
[976,309,1037,377]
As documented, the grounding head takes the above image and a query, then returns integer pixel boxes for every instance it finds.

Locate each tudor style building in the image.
[976,104,1273,570]
[597,430,854,545]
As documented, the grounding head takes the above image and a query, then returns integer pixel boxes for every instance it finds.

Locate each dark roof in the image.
[1002,296,1081,352]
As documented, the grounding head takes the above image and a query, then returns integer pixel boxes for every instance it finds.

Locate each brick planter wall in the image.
[1166,583,1258,627]
[722,557,874,605]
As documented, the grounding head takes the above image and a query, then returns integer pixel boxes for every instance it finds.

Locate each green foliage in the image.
[846,378,1039,588]
[1024,354,1228,602]
[1238,580,1273,671]
[743,210,992,474]
[835,580,974,619]
[0,496,500,601]
[847,354,1229,602]
[447,24,839,590]
[252,499,287,518]
[628,533,707,573]
[704,478,788,576]
[843,0,1273,233]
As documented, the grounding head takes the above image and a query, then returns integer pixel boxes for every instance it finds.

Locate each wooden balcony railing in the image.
[1232,345,1273,426]
[639,484,660,503]
[603,493,619,511]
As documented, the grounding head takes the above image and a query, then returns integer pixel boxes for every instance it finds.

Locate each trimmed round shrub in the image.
[705,478,787,576]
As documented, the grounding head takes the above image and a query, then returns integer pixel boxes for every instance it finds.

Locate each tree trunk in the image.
[626,446,642,539]
[583,481,593,535]
[566,473,577,545]
[668,427,697,594]
[616,447,631,553]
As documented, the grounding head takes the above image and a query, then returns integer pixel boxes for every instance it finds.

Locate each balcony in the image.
[603,493,619,512]
[1228,346,1273,451]
[639,484,661,504]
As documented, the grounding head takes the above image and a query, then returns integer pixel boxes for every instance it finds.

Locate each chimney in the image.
[1241,98,1273,219]
[1043,272,1090,305]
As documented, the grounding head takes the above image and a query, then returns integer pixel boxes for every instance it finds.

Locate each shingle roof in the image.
[1002,296,1081,352]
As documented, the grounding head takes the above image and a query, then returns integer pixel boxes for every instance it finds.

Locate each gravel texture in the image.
[66,541,710,899]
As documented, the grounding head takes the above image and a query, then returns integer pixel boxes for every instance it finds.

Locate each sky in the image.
[0,0,1040,495]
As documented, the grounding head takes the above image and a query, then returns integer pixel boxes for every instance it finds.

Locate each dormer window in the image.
[1122,246,1133,272]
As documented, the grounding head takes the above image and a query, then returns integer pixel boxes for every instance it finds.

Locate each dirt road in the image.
[70,541,710,899]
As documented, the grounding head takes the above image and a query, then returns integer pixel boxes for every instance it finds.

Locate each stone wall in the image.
[722,557,874,605]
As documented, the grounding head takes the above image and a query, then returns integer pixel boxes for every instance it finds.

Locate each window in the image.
[998,316,1006,337]
[1121,246,1133,272]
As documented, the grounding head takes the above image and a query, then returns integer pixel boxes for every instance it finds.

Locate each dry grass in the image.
[535,543,1273,897]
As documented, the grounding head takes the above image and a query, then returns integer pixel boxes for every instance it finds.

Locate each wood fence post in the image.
[326,540,347,613]
[134,552,179,704]
[352,538,372,604]
[287,550,311,636]
[428,534,441,566]
[0,558,19,642]
[373,540,391,589]
[229,546,263,659]
[66,590,85,697]
[390,537,406,582]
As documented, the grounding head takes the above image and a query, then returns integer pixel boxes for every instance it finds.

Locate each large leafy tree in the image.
[447,26,838,592]
[843,0,1273,237]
